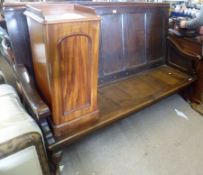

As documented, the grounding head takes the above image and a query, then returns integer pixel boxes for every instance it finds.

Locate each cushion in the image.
[0,84,41,143]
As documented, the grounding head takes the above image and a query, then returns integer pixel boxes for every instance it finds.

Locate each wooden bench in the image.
[2,2,200,174]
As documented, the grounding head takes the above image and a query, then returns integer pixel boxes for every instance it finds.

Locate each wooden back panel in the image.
[4,2,169,87]
[79,3,169,85]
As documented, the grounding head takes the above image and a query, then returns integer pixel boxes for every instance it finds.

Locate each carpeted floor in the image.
[61,94,203,175]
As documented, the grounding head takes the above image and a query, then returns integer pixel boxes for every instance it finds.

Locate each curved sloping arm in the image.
[13,64,50,121]
[167,36,202,61]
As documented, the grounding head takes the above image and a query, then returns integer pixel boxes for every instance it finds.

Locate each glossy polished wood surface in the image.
[26,18,51,104]
[6,3,199,172]
[3,6,34,74]
[50,65,195,147]
[25,3,99,24]
[25,4,100,137]
[14,64,50,120]
[24,2,197,141]
[48,20,100,132]
[25,2,198,141]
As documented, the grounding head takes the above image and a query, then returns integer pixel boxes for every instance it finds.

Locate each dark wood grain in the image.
[124,13,146,69]
[147,8,169,63]
[80,3,169,85]
[3,6,34,74]
[192,61,203,103]
[5,1,198,161]
[167,34,203,104]
[167,36,201,75]
[100,14,123,76]
[49,65,195,148]
[14,64,50,120]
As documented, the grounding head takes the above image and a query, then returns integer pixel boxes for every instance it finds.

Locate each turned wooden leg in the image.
[50,150,63,175]
[38,120,63,175]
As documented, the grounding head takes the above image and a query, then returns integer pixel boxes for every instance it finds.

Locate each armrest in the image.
[167,36,202,61]
[13,64,50,121]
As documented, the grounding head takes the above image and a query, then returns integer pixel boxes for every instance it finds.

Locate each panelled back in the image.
[147,8,165,62]
[81,3,169,85]
[124,13,146,69]
[100,14,123,76]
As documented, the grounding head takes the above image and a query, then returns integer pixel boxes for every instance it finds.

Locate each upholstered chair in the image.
[0,84,51,175]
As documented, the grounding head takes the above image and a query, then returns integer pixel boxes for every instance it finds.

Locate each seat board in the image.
[51,65,195,148]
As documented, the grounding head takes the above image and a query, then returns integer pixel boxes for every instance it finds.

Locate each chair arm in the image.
[13,64,50,121]
[167,36,202,61]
